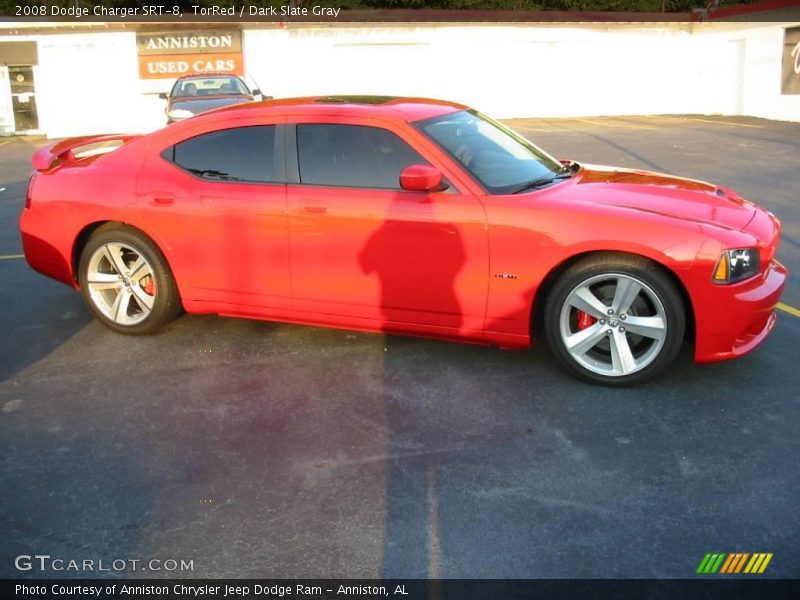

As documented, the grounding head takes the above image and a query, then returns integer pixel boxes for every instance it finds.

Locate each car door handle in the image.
[303,205,327,214]
[150,196,175,206]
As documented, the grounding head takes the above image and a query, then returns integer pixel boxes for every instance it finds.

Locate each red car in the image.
[20,96,787,385]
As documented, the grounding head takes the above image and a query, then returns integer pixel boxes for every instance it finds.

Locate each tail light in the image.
[25,173,36,209]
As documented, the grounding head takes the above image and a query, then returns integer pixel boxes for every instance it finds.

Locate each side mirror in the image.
[400,164,447,193]
[158,93,168,100]
[252,89,261,96]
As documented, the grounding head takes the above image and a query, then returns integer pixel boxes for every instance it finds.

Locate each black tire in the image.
[544,253,685,386]
[78,224,181,335]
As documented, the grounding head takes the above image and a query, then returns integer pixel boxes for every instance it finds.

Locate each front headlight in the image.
[167,109,194,121]
[712,248,760,284]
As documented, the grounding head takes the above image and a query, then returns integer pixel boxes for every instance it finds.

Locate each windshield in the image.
[415,110,564,194]
[171,76,250,98]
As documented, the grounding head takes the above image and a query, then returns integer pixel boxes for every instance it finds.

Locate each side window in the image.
[297,124,427,189]
[171,126,279,183]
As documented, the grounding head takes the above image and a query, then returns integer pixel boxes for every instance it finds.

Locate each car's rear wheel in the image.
[79,226,181,335]
[544,254,685,386]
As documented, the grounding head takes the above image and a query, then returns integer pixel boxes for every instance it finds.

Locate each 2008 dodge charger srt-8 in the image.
[20,96,787,385]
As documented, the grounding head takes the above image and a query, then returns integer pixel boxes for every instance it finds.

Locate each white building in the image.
[1,17,799,138]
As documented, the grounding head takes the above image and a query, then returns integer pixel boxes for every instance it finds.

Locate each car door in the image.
[136,117,291,309]
[286,117,488,336]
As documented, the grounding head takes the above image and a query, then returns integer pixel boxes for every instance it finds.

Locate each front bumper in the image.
[165,114,192,125]
[694,259,788,363]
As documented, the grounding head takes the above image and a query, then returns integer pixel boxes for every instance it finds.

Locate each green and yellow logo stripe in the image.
[696,552,772,574]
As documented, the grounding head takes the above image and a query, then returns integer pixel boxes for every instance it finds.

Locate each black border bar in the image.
[2,0,800,24]
[4,579,800,600]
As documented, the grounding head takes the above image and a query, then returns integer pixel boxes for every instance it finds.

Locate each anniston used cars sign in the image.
[136,29,244,79]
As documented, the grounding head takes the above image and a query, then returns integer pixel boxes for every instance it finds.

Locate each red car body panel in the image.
[19,97,787,362]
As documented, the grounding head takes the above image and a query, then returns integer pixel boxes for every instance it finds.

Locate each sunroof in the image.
[314,95,400,105]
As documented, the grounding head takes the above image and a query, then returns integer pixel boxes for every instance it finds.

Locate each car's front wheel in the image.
[79,225,181,335]
[544,254,685,386]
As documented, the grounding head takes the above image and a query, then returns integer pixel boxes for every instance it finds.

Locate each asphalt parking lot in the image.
[1,115,798,579]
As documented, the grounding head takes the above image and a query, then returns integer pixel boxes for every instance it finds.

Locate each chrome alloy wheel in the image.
[558,273,667,377]
[86,242,157,326]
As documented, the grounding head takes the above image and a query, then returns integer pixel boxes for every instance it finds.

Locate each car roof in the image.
[175,73,245,81]
[206,95,468,124]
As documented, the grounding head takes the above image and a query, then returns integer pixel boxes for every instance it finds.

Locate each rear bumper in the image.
[694,260,788,363]
[20,209,76,288]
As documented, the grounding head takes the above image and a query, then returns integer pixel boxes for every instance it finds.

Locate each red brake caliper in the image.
[142,276,156,296]
[576,310,596,330]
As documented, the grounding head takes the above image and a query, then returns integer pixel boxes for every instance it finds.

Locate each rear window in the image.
[170,126,278,183]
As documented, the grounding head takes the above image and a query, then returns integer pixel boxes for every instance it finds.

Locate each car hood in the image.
[568,164,756,231]
[169,96,253,115]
